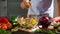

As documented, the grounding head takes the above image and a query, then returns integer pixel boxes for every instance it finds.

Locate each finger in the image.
[20,2,26,9]
[23,0,29,2]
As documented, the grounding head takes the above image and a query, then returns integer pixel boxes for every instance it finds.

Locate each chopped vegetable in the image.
[10,17,18,26]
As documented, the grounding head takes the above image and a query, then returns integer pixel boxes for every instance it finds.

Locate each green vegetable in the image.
[10,17,18,26]
[35,29,56,34]
[11,27,19,32]
[45,29,55,34]
[35,29,41,33]
[0,29,11,34]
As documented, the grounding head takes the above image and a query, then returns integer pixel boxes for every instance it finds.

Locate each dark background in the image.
[7,0,27,17]
[0,0,28,17]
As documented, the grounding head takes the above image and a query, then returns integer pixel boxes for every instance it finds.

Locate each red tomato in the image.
[0,25,1,28]
[0,18,12,30]
[1,24,7,30]
[0,26,1,28]
[0,18,2,22]
[0,23,2,28]
[7,22,12,29]
[1,18,9,24]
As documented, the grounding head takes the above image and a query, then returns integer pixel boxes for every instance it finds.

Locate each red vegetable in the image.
[0,17,12,30]
[1,24,7,30]
[0,25,1,28]
[7,22,12,29]
[39,16,51,28]
[1,18,9,24]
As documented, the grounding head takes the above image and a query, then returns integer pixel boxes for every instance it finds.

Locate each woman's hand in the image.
[20,0,32,10]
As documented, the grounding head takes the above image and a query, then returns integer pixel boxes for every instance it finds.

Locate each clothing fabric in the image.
[27,0,54,18]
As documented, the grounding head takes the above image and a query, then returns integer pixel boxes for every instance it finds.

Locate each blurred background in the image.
[0,0,28,17]
[0,0,59,17]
